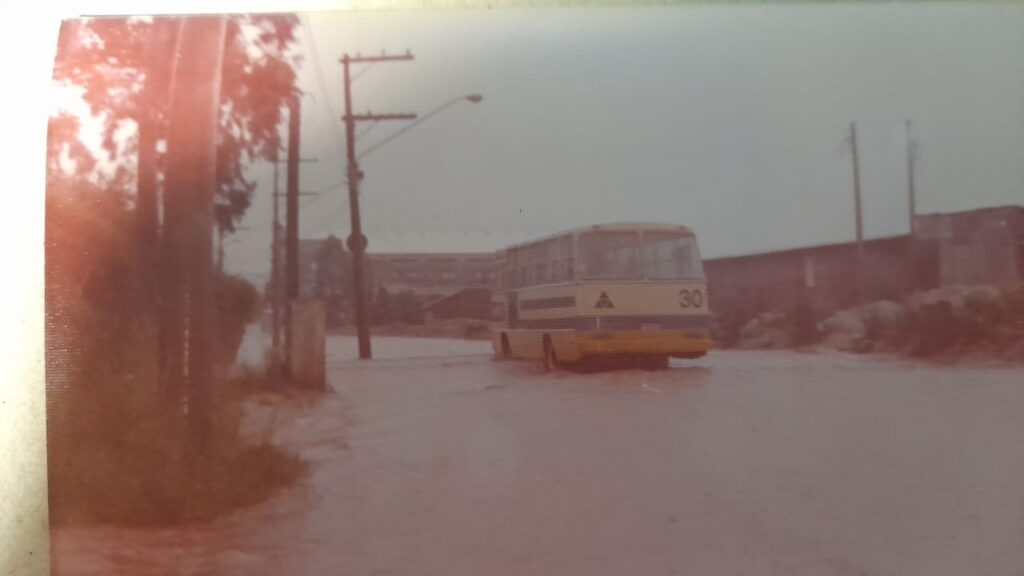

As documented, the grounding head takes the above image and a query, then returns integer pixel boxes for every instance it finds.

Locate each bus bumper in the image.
[575,330,712,358]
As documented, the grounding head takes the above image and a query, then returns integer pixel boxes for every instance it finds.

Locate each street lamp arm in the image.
[357,94,482,160]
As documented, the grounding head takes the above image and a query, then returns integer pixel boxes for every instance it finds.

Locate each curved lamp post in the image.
[358,94,483,160]
[350,93,483,359]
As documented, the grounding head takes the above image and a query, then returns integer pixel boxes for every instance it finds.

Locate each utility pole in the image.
[849,122,866,304]
[162,15,228,453]
[284,95,301,377]
[341,51,417,360]
[270,134,282,370]
[905,120,918,290]
[270,137,315,374]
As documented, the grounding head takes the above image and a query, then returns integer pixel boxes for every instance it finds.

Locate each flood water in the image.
[53,336,1024,576]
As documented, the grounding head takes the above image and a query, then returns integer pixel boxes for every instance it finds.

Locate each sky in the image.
[224,3,1024,284]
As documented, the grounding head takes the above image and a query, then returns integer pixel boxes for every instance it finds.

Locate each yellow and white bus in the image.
[492,222,712,369]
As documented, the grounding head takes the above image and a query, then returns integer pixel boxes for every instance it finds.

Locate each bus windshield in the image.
[578,229,705,281]
[642,231,705,280]
[579,231,642,280]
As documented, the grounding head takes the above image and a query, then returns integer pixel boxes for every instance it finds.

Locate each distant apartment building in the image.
[275,239,502,324]
[365,252,501,296]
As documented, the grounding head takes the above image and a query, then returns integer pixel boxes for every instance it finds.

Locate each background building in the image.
[285,206,1023,333]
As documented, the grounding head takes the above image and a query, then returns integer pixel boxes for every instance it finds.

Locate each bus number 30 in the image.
[679,288,703,308]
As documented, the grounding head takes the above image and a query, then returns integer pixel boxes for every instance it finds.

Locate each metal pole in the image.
[342,56,372,359]
[850,122,866,303]
[906,120,917,237]
[906,120,918,290]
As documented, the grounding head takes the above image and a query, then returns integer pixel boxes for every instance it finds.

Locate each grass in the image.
[48,369,309,527]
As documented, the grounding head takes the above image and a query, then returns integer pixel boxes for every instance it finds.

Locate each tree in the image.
[52,15,301,229]
[314,235,350,327]
[47,13,304,454]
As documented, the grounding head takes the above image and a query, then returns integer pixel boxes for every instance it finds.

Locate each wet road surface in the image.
[53,336,1024,575]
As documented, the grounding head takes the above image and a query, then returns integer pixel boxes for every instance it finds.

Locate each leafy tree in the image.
[51,15,302,228]
[314,235,350,327]
[46,15,307,523]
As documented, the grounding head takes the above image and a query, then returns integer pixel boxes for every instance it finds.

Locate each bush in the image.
[46,188,305,527]
[788,302,821,346]
[215,273,261,368]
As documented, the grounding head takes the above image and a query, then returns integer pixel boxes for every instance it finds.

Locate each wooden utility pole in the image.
[849,122,866,304]
[270,136,315,373]
[340,51,416,360]
[284,95,301,377]
[162,15,228,452]
[270,135,282,370]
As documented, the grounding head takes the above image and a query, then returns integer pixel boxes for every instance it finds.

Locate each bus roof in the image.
[501,222,696,253]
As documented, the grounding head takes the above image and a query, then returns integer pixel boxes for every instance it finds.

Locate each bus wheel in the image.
[543,336,558,372]
[500,334,512,357]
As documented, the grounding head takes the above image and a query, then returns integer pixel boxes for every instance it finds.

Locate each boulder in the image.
[860,300,909,333]
[818,309,867,352]
[737,312,789,349]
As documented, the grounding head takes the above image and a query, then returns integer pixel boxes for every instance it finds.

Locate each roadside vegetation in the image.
[726,283,1024,363]
[46,16,309,526]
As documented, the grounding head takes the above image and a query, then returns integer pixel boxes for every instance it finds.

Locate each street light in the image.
[357,94,484,160]
[348,92,483,360]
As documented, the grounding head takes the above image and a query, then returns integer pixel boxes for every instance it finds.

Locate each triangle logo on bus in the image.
[594,291,615,309]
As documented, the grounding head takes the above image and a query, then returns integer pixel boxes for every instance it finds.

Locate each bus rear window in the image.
[642,232,704,279]
[579,232,642,280]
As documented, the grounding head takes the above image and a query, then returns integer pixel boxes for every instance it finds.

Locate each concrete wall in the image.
[704,205,1024,343]
[289,300,325,390]
[704,236,913,342]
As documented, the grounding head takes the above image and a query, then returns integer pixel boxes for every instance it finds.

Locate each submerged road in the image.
[53,335,1024,576]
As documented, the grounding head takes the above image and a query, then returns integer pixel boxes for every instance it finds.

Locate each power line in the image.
[350,61,377,83]
[300,13,347,155]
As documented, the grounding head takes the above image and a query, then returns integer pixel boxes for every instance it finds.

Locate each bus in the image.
[492,222,712,369]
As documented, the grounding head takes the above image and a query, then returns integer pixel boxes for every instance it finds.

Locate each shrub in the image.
[788,302,821,346]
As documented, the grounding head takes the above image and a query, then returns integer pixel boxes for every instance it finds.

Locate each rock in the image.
[819,309,866,337]
[860,300,909,332]
[736,313,790,349]
[817,309,867,352]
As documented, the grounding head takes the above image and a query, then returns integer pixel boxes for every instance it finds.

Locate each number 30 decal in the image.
[679,288,703,308]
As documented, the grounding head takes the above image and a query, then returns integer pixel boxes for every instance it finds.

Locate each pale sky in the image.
[225,3,1024,283]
